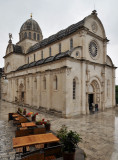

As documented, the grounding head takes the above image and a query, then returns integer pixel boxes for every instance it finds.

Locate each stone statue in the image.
[9,33,13,40]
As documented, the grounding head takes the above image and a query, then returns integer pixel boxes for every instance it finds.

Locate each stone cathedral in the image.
[2,10,116,117]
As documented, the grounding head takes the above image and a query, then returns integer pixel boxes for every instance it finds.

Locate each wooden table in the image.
[12,114,20,117]
[21,122,36,128]
[13,133,59,150]
[15,117,21,121]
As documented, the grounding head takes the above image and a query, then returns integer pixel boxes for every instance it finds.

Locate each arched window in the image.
[24,32,27,38]
[41,51,43,59]
[54,76,58,90]
[34,54,35,61]
[70,38,73,50]
[37,34,40,40]
[43,77,46,90]
[28,57,29,64]
[59,43,61,53]
[29,32,31,39]
[34,33,36,40]
[73,79,76,99]
[49,47,51,56]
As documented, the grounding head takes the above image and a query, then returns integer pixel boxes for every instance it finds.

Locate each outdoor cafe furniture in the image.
[21,144,62,160]
[21,122,36,128]
[13,133,60,154]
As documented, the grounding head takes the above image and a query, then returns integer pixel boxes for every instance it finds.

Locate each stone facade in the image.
[2,11,116,117]
[0,68,3,99]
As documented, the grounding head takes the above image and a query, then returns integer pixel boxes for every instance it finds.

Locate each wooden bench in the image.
[33,127,46,135]
[21,145,62,160]
[15,129,33,137]
[44,145,62,159]
[21,151,44,160]
[15,127,46,137]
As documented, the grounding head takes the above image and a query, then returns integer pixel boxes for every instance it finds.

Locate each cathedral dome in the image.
[19,17,43,42]
[20,18,41,33]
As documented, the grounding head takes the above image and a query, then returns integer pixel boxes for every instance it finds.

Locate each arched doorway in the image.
[88,80,101,113]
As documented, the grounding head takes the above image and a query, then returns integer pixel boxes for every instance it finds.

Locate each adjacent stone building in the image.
[2,10,116,117]
[0,68,3,99]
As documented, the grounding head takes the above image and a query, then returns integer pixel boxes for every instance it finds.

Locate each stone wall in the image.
[0,68,3,99]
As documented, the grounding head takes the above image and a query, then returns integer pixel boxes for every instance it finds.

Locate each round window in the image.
[89,41,98,57]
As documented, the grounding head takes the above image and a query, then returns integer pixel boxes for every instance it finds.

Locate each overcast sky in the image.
[0,0,118,83]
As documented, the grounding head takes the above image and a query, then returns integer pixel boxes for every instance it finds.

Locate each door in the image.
[88,94,94,111]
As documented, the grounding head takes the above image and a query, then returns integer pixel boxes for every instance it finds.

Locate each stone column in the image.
[63,68,67,117]
[36,74,40,107]
[46,70,51,110]
[29,76,33,106]
[101,67,106,111]
[112,68,116,106]
[81,61,86,114]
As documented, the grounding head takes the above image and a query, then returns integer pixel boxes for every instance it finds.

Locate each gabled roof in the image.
[17,50,71,71]
[27,19,85,54]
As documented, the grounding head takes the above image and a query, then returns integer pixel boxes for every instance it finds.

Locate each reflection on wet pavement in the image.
[0,100,118,160]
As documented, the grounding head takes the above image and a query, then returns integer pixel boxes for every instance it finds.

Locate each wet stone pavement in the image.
[0,100,118,160]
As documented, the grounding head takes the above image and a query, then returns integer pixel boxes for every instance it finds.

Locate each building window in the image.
[70,38,73,50]
[24,32,27,38]
[43,77,46,90]
[28,57,29,64]
[37,34,40,40]
[34,54,35,61]
[54,75,58,90]
[29,32,31,39]
[49,47,51,56]
[41,51,43,59]
[76,51,79,57]
[73,79,76,99]
[59,43,61,53]
[34,33,36,40]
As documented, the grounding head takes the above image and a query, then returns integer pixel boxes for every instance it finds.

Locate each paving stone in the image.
[0,100,118,160]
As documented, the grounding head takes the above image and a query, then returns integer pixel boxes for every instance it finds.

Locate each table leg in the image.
[23,146,26,153]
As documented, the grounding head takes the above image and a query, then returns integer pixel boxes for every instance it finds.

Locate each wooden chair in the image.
[44,145,62,160]
[21,151,44,160]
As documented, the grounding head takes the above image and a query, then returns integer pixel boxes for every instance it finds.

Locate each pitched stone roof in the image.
[27,19,85,54]
[17,50,71,71]
[13,45,23,54]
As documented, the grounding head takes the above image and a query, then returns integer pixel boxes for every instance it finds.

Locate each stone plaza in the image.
[0,100,118,160]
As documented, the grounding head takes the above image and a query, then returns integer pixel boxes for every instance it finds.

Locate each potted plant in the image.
[31,112,38,121]
[17,107,22,114]
[57,125,82,160]
[23,108,26,115]
[36,119,51,131]
[44,120,51,131]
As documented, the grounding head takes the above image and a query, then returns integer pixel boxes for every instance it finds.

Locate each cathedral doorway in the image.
[88,80,101,113]
[88,94,94,112]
